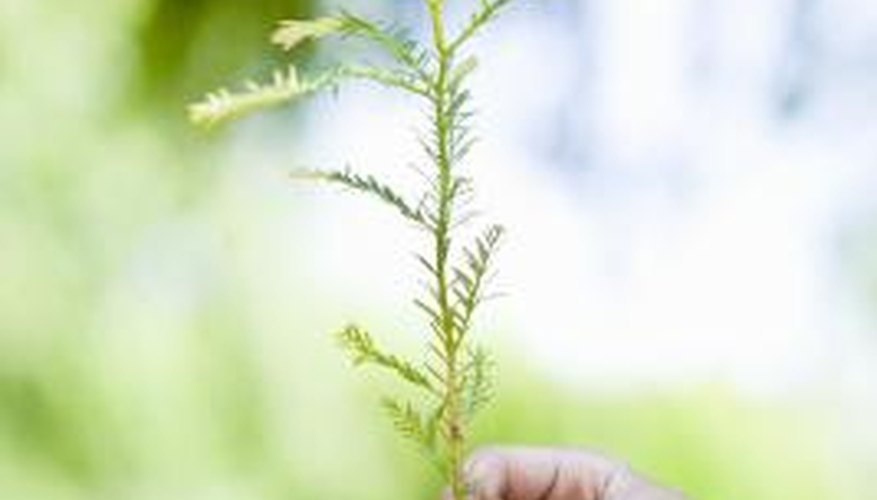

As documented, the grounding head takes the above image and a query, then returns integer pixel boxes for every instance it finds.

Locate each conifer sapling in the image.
[189,1,513,498]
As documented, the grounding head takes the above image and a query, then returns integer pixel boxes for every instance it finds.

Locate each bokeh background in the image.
[2,0,877,498]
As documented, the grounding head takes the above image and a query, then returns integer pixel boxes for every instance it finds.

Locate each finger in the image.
[460,446,687,500]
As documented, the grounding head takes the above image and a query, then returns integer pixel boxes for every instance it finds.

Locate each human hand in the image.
[443,446,687,500]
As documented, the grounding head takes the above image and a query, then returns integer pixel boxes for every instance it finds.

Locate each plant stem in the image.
[427,2,466,498]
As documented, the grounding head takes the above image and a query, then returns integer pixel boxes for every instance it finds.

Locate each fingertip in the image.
[597,457,687,500]
[597,458,635,498]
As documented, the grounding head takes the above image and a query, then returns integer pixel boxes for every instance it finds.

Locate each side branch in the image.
[451,224,504,343]
[272,13,433,88]
[338,325,439,396]
[292,168,428,227]
[448,0,512,55]
[335,11,433,83]
[338,65,432,98]
[190,63,429,128]
[189,66,314,128]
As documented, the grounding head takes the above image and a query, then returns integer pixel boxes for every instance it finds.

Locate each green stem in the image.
[427,2,466,499]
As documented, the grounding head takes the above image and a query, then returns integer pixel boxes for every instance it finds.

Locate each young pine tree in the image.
[189,1,513,498]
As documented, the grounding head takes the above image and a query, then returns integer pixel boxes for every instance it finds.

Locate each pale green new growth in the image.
[271,17,345,50]
[190,1,513,498]
[188,66,303,127]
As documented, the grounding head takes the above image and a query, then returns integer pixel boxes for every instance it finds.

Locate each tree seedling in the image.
[190,1,513,497]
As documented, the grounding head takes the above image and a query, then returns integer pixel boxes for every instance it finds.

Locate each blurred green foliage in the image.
[0,0,858,498]
[134,0,315,112]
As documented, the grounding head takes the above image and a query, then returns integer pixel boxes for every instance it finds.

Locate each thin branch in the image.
[291,168,428,227]
[448,0,512,55]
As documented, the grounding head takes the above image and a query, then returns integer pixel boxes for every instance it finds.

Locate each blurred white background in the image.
[287,0,877,395]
